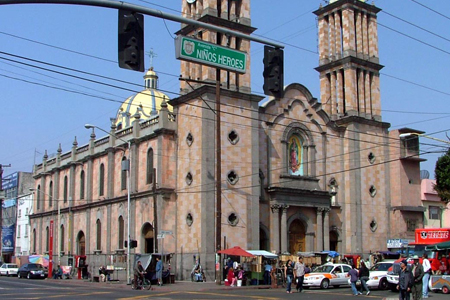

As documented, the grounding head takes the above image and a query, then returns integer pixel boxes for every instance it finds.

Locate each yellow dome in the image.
[115,68,172,129]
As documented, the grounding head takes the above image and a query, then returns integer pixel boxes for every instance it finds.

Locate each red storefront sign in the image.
[415,228,450,245]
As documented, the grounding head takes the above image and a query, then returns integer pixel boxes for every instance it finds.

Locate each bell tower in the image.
[314,0,383,121]
[178,0,255,93]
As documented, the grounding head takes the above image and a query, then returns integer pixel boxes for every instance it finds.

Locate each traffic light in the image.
[118,10,144,72]
[124,239,137,249]
[263,46,284,98]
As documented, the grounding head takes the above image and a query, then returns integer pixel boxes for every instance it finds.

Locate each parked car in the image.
[0,263,18,276]
[17,263,47,279]
[366,261,393,290]
[303,263,352,289]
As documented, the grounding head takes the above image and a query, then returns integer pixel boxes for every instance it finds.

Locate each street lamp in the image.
[399,132,450,145]
[29,188,61,277]
[84,124,132,285]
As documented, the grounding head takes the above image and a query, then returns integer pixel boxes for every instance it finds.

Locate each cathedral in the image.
[30,0,425,281]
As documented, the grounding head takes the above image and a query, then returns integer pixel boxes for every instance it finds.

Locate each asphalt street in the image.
[0,276,448,300]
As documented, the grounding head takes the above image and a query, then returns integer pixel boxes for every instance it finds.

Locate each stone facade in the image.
[29,0,426,282]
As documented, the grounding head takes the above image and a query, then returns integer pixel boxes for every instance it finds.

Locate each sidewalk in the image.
[48,277,274,292]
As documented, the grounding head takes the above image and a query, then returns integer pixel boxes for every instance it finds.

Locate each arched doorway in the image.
[77,231,86,255]
[142,222,154,254]
[259,228,269,251]
[330,230,338,252]
[289,219,306,254]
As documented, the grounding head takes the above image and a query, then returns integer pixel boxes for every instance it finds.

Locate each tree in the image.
[434,147,450,202]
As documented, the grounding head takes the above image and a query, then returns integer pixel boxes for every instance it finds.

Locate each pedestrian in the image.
[348,265,360,296]
[398,259,413,300]
[284,259,294,294]
[358,261,370,295]
[422,254,431,299]
[294,256,305,293]
[263,261,272,285]
[411,255,424,300]
[156,257,163,286]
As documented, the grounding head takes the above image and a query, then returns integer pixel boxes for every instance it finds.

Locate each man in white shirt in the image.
[422,254,431,298]
[294,256,306,293]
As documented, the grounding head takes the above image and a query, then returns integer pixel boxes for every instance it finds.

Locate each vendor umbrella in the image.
[218,246,255,257]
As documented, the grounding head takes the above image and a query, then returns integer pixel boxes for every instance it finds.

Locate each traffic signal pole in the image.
[0,0,284,49]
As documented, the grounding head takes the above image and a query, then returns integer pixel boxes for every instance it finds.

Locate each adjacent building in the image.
[1,172,33,263]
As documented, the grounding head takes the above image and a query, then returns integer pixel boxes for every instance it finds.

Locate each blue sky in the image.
[0,0,449,180]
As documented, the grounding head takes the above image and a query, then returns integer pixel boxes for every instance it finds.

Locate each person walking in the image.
[411,255,424,300]
[358,261,370,295]
[155,257,163,286]
[263,261,272,285]
[422,254,431,298]
[294,256,306,293]
[398,260,413,300]
[284,260,294,294]
[348,265,360,296]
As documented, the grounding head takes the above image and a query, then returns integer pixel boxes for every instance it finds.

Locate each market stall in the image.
[246,250,278,285]
[218,246,254,286]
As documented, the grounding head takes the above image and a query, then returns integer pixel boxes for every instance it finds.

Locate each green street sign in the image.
[175,35,247,74]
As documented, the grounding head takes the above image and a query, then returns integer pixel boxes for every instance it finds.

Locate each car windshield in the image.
[8,264,18,268]
[371,263,393,271]
[28,264,43,270]
[312,265,334,273]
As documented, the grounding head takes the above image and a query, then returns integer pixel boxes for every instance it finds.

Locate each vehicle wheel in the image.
[303,286,310,289]
[320,279,329,289]
[379,278,388,290]
[131,279,136,290]
[145,280,151,290]
[442,285,450,294]
[27,273,31,279]
[17,273,21,279]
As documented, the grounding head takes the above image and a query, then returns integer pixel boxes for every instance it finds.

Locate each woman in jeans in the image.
[284,260,294,293]
[359,261,370,295]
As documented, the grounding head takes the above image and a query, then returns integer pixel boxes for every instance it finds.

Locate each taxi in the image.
[303,263,352,289]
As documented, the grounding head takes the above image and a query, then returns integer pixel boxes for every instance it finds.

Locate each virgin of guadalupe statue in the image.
[289,136,302,174]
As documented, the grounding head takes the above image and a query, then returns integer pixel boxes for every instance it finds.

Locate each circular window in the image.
[186,213,193,226]
[186,172,193,185]
[227,170,239,185]
[369,185,377,197]
[370,219,378,232]
[186,132,194,147]
[368,152,376,164]
[227,213,239,226]
[228,130,239,145]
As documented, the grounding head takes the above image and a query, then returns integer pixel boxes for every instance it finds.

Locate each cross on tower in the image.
[146,48,157,68]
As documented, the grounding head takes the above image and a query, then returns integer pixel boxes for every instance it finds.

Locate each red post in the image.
[49,220,53,279]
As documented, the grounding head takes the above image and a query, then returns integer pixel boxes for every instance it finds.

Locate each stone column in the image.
[323,208,330,251]
[280,205,289,253]
[270,204,280,253]
[316,207,324,251]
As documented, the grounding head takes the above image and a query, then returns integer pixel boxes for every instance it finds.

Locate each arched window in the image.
[99,164,105,196]
[45,226,49,252]
[36,185,41,210]
[60,225,65,254]
[288,134,304,176]
[63,176,68,203]
[33,229,36,254]
[80,170,85,200]
[49,181,53,208]
[96,219,102,250]
[118,216,124,249]
[121,157,127,191]
[146,148,154,184]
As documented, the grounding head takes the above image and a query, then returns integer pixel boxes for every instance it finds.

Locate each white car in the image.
[366,261,393,289]
[303,263,352,289]
[0,263,19,276]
